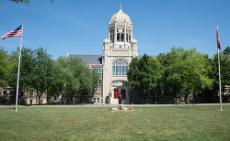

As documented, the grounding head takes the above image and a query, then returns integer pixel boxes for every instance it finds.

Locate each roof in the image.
[70,55,102,64]
[110,9,132,24]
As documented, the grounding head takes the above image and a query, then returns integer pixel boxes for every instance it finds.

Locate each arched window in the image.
[121,33,124,42]
[110,33,114,43]
[117,33,120,41]
[110,29,114,43]
[117,28,125,42]
[112,60,128,76]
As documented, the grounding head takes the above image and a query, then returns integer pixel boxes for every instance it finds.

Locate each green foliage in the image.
[9,0,54,4]
[55,56,97,102]
[8,48,34,91]
[128,57,140,88]
[159,48,213,98]
[8,48,54,103]
[223,46,230,55]
[128,54,162,95]
[1,46,229,104]
[31,48,53,103]
[10,0,30,3]
[5,47,97,103]
[0,47,10,87]
[211,47,230,88]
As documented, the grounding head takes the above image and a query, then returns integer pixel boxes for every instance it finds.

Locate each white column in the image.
[124,21,126,46]
[108,25,110,42]
[131,28,133,42]
[114,22,117,44]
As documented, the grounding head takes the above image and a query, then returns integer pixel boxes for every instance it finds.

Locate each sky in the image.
[0,0,230,59]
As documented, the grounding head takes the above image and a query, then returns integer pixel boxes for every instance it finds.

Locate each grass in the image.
[0,105,230,141]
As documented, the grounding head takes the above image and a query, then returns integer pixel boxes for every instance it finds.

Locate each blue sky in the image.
[0,0,229,59]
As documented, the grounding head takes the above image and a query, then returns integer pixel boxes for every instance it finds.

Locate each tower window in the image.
[121,33,124,42]
[110,29,114,43]
[117,33,120,41]
[111,33,114,43]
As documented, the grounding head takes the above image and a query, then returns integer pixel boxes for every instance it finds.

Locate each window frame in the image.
[112,59,128,77]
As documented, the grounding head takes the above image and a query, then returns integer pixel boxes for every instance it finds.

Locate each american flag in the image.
[1,25,23,40]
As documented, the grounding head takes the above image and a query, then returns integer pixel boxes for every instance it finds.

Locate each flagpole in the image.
[217,48,223,111]
[15,24,23,112]
[216,23,223,111]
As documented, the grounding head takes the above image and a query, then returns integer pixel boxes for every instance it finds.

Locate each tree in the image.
[46,61,65,99]
[55,56,97,103]
[31,48,54,104]
[56,57,80,103]
[211,47,230,91]
[128,54,162,97]
[128,57,140,89]
[0,47,10,87]
[159,48,213,103]
[10,0,30,3]
[9,48,34,91]
[10,0,53,4]
[223,46,230,55]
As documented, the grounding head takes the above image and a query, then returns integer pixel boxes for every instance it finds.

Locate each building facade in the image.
[75,8,138,104]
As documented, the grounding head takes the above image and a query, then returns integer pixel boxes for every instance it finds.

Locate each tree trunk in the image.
[185,95,189,104]
[36,90,41,105]
[0,87,3,96]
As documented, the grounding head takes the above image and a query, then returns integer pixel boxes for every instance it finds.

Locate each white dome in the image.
[109,9,132,24]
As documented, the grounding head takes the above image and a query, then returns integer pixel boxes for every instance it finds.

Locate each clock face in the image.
[118,29,123,32]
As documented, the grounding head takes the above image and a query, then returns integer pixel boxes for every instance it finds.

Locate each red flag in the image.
[216,25,221,49]
[1,25,23,40]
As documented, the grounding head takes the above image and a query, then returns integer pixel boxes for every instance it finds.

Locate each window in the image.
[96,85,102,91]
[93,68,102,76]
[117,33,120,41]
[116,28,126,42]
[112,60,128,76]
[110,33,114,43]
[121,33,124,42]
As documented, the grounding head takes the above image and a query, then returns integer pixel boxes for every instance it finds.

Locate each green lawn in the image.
[0,105,230,141]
